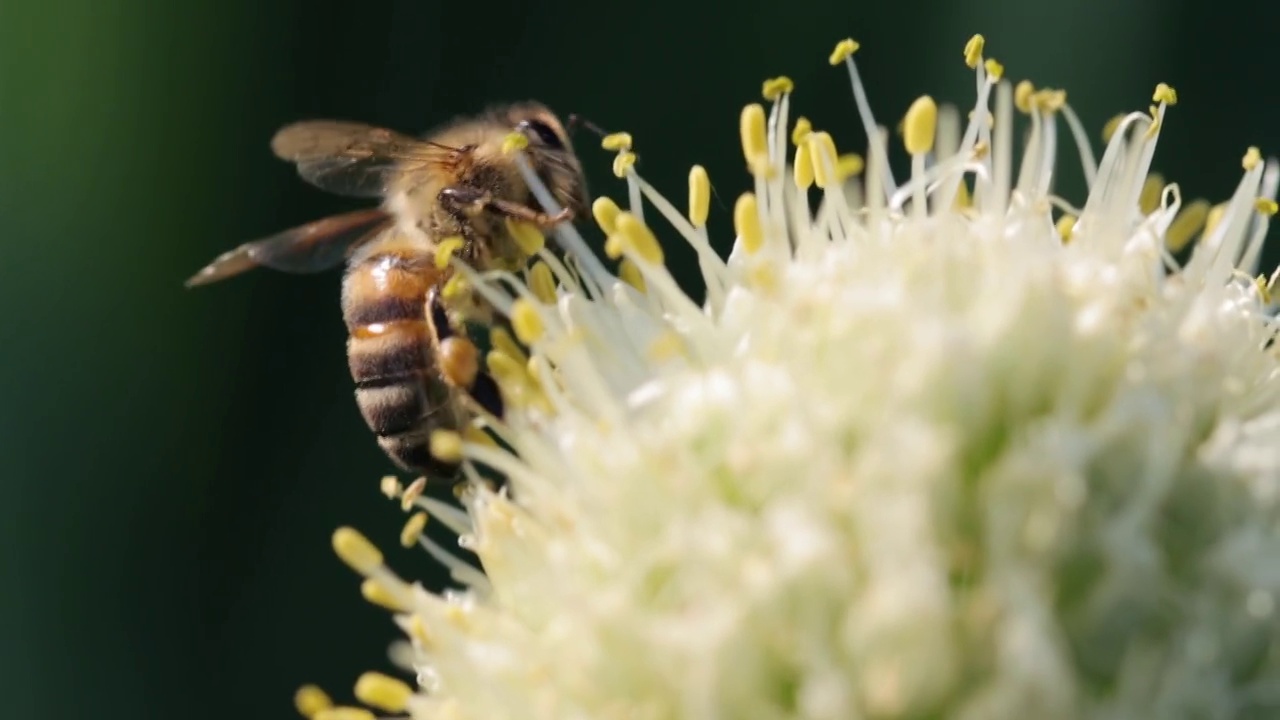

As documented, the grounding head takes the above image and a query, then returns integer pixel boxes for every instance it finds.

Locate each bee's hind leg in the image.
[426,286,506,420]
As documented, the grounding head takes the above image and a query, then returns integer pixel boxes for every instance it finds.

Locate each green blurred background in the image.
[2,0,1278,717]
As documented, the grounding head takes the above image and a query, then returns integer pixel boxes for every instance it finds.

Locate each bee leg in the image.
[439,336,481,391]
[426,286,506,420]
[486,197,574,229]
[439,185,573,228]
[427,284,479,390]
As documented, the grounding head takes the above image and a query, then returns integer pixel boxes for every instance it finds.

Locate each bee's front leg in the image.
[439,185,573,228]
[487,197,573,229]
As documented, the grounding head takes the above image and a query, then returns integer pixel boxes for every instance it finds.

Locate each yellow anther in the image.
[332,527,382,575]
[1243,146,1262,171]
[400,477,425,511]
[1014,81,1035,113]
[1139,173,1165,215]
[734,193,764,254]
[592,196,622,234]
[688,165,711,227]
[315,707,376,720]
[433,236,465,270]
[746,153,775,178]
[1033,88,1066,113]
[791,116,812,145]
[829,38,859,65]
[527,261,557,303]
[601,234,622,258]
[444,604,470,628]
[836,153,865,180]
[505,218,544,256]
[647,331,686,362]
[612,213,665,265]
[441,274,469,302]
[1153,83,1178,105]
[354,672,415,714]
[903,95,938,155]
[601,132,633,151]
[740,103,768,166]
[747,263,779,294]
[618,258,646,294]
[488,351,530,395]
[488,327,527,366]
[983,58,1004,82]
[361,578,409,612]
[612,151,636,178]
[972,140,990,159]
[501,132,528,154]
[510,298,544,343]
[1255,198,1278,216]
[491,351,542,407]
[429,430,463,463]
[399,512,427,548]
[379,475,401,499]
[1055,213,1077,243]
[408,616,432,647]
[1102,113,1126,143]
[793,141,815,190]
[295,685,333,719]
[806,131,839,189]
[963,34,985,68]
[604,233,623,259]
[1204,201,1229,238]
[762,76,794,101]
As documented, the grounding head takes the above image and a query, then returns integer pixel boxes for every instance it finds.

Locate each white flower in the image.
[304,35,1280,720]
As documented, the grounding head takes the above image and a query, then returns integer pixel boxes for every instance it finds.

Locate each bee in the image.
[186,102,590,480]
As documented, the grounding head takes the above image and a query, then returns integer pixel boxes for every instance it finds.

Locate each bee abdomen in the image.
[343,248,436,388]
[343,246,464,478]
[348,326,467,476]
[377,428,460,479]
[342,248,435,328]
[344,293,425,327]
[353,362,453,434]
[347,322,430,387]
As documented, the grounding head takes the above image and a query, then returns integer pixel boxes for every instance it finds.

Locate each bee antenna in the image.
[425,140,462,152]
[567,113,611,140]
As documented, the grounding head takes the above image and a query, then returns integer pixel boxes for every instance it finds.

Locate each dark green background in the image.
[3,0,1278,718]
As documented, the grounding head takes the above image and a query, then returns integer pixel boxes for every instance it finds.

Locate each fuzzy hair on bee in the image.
[186,101,589,482]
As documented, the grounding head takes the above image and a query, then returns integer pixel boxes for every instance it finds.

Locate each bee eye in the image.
[519,119,564,149]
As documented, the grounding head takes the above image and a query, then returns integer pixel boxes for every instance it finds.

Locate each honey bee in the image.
[186,102,590,480]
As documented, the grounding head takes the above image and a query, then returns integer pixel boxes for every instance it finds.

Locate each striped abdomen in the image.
[341,236,465,478]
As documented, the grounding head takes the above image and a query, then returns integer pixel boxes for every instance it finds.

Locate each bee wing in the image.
[271,120,451,198]
[185,208,392,287]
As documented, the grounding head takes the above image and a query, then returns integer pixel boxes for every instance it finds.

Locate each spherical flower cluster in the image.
[301,35,1280,720]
